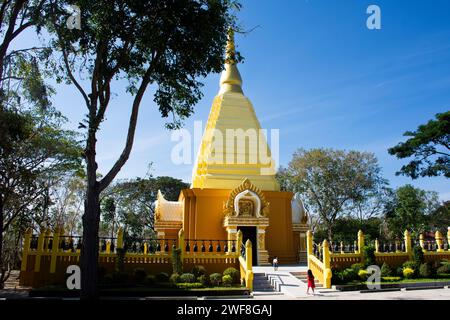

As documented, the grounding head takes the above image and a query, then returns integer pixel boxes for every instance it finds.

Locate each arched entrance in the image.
[223,179,270,266]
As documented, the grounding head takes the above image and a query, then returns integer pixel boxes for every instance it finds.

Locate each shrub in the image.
[98,266,107,281]
[403,267,415,279]
[402,260,417,270]
[419,263,432,278]
[197,275,209,286]
[156,272,169,283]
[170,273,180,284]
[145,275,156,286]
[112,271,128,284]
[437,261,450,275]
[133,268,147,284]
[351,263,364,274]
[335,268,358,283]
[412,246,425,266]
[396,266,404,277]
[179,273,196,283]
[358,269,368,280]
[172,248,183,275]
[380,263,393,277]
[222,275,233,286]
[115,248,125,273]
[192,265,206,278]
[176,283,204,289]
[363,245,376,267]
[103,274,113,284]
[210,273,222,286]
[382,276,401,282]
[223,267,240,284]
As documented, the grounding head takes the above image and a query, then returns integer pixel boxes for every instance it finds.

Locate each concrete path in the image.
[252,265,312,298]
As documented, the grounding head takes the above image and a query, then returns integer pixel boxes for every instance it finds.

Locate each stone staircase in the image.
[291,271,323,288]
[253,273,278,293]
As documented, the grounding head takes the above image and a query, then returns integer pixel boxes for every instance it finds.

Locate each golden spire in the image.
[219,28,243,94]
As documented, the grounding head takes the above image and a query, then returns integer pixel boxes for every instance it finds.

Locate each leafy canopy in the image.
[388,111,450,179]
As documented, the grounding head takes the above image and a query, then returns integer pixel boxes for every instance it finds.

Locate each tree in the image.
[384,185,440,238]
[45,0,241,298]
[101,175,189,239]
[0,106,81,288]
[283,148,386,239]
[388,111,450,179]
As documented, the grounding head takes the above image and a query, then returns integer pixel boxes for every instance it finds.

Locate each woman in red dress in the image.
[306,269,315,295]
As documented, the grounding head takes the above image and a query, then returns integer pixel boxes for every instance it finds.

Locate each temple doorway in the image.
[237,226,258,265]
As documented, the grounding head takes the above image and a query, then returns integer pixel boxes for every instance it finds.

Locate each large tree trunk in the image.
[0,195,4,289]
[80,120,100,299]
[80,179,100,299]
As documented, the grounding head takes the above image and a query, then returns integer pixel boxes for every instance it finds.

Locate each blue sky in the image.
[20,1,450,199]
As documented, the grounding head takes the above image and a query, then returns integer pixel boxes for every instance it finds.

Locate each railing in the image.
[20,227,253,290]
[306,228,450,289]
[237,230,253,291]
[184,239,236,254]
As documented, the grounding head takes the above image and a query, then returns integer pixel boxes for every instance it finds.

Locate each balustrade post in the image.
[447,227,450,252]
[357,230,364,255]
[20,228,32,272]
[375,239,379,253]
[50,227,61,273]
[436,231,444,252]
[245,239,253,291]
[419,233,425,252]
[179,229,185,261]
[117,227,124,249]
[322,239,332,289]
[306,230,313,269]
[237,230,243,248]
[34,229,46,272]
[404,230,412,258]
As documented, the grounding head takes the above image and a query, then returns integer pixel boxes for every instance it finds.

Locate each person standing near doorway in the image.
[273,256,279,271]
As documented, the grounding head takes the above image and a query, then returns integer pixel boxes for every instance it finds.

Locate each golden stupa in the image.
[154,30,309,265]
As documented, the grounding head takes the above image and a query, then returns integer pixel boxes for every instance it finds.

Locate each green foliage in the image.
[280,148,387,238]
[388,111,450,179]
[413,246,425,266]
[145,275,156,286]
[179,273,196,284]
[223,267,240,284]
[155,272,169,283]
[396,266,404,277]
[209,273,222,286]
[170,273,180,284]
[402,260,417,270]
[334,268,358,284]
[176,283,204,289]
[314,217,385,243]
[171,248,183,275]
[132,268,147,284]
[419,263,432,278]
[192,265,206,278]
[437,260,450,275]
[197,275,209,287]
[363,245,376,267]
[380,263,393,277]
[351,263,364,274]
[115,248,125,273]
[222,275,233,286]
[102,176,189,238]
[403,267,415,279]
[385,185,439,236]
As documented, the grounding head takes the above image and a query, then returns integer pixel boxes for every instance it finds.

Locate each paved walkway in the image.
[252,265,312,298]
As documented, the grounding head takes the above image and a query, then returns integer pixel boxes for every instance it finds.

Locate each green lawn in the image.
[334,274,450,286]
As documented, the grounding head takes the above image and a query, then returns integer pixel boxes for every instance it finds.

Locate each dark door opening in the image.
[237,226,257,265]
